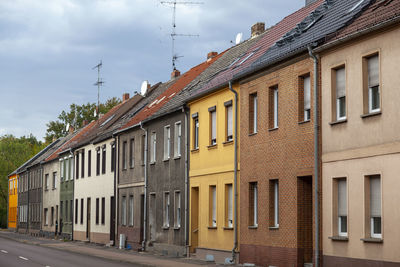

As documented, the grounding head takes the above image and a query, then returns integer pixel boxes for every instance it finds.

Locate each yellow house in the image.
[188,84,240,263]
[8,173,18,229]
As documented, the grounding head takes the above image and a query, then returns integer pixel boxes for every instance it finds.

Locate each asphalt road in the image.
[0,236,137,267]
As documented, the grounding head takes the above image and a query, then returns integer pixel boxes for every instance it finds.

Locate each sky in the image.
[0,0,306,141]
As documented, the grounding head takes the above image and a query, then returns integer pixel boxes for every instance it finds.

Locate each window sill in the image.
[248,225,258,229]
[361,111,381,119]
[129,166,134,169]
[163,158,170,162]
[268,127,278,132]
[329,119,347,126]
[162,226,170,230]
[191,149,199,153]
[329,236,348,241]
[223,140,234,146]
[361,237,383,243]
[207,226,217,229]
[173,226,181,230]
[269,226,279,230]
[248,132,257,136]
[223,227,233,230]
[45,188,49,191]
[122,168,127,171]
[207,144,218,150]
[149,162,156,165]
[174,156,181,160]
[298,120,311,125]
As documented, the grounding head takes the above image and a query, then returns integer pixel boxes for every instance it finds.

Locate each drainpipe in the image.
[183,107,190,257]
[70,150,74,241]
[140,122,148,251]
[114,136,119,246]
[308,45,319,267]
[228,81,238,264]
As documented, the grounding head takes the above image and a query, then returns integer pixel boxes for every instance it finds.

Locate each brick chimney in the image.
[69,125,75,134]
[122,93,130,102]
[171,69,180,79]
[82,120,89,127]
[251,22,265,38]
[207,51,218,61]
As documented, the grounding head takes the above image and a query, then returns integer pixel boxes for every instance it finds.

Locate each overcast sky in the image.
[0,0,305,141]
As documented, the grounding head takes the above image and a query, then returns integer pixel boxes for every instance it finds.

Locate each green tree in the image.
[45,97,121,143]
[0,134,45,228]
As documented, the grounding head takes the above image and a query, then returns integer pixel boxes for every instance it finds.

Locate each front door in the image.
[149,194,156,241]
[190,187,199,253]
[110,196,115,244]
[297,176,313,265]
[86,198,91,240]
[140,194,144,243]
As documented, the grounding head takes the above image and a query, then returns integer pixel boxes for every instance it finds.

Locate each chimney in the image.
[251,22,265,38]
[207,51,218,61]
[69,125,75,134]
[305,0,317,6]
[82,120,89,127]
[122,93,130,102]
[171,69,181,79]
[52,136,57,142]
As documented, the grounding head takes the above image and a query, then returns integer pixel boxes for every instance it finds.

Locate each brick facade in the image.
[239,55,321,266]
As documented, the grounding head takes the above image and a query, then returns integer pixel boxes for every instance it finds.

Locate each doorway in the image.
[297,176,313,265]
[190,187,199,253]
[110,196,115,243]
[149,193,156,241]
[86,197,91,240]
[140,194,144,243]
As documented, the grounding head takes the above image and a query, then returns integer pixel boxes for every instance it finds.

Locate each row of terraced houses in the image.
[7,0,400,266]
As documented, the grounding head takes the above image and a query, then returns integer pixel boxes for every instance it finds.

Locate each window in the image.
[60,159,65,181]
[366,54,380,113]
[111,144,116,172]
[249,93,257,134]
[75,199,78,224]
[225,101,233,141]
[44,208,48,225]
[96,148,101,175]
[270,180,279,227]
[174,191,181,228]
[80,199,84,224]
[81,150,85,178]
[122,196,127,226]
[209,185,217,227]
[70,200,73,222]
[225,184,233,228]
[163,192,170,227]
[122,141,127,170]
[174,122,182,157]
[129,195,134,226]
[337,178,347,237]
[102,147,106,174]
[334,67,346,120]
[66,157,70,180]
[88,150,91,177]
[75,153,79,179]
[209,107,217,145]
[60,201,63,221]
[45,174,49,190]
[52,172,57,189]
[164,126,171,160]
[269,86,279,129]
[150,132,156,163]
[129,139,135,168]
[65,201,68,223]
[69,157,73,180]
[368,175,381,238]
[301,75,311,121]
[141,135,145,165]
[101,197,105,225]
[249,182,258,227]
[96,198,99,224]
[51,207,54,226]
[192,113,199,149]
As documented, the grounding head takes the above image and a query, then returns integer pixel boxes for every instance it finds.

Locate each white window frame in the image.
[210,186,217,227]
[226,105,233,141]
[150,132,156,163]
[367,54,380,113]
[174,122,182,157]
[210,110,217,145]
[369,175,382,238]
[253,94,258,133]
[335,67,346,121]
[303,75,311,121]
[337,178,348,237]
[194,118,199,149]
[273,87,279,128]
[129,195,134,226]
[273,180,279,227]
[226,184,233,228]
[53,172,57,189]
[122,196,127,226]
[163,192,170,227]
[174,191,181,228]
[164,126,171,160]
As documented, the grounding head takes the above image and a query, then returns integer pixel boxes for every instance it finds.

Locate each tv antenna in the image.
[93,60,105,118]
[160,1,203,70]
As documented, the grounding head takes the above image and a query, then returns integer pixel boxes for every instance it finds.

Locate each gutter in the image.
[140,121,148,251]
[228,81,239,264]
[113,122,141,136]
[308,45,320,267]
[184,106,190,257]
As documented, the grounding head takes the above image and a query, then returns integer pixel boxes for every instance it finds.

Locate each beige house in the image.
[42,158,60,237]
[320,2,400,266]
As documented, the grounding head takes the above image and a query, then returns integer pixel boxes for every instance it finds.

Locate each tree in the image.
[0,134,45,228]
[45,97,121,143]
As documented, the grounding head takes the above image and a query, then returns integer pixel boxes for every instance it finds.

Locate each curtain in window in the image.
[368,55,379,87]
[336,68,346,98]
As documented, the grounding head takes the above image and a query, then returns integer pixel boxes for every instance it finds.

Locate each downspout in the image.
[183,107,189,258]
[114,136,119,246]
[228,81,238,264]
[308,45,320,267]
[69,150,74,241]
[140,122,148,251]
[27,171,29,234]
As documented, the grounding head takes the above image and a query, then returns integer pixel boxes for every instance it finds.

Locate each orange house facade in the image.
[8,173,18,229]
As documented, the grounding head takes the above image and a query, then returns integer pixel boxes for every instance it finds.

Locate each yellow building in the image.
[188,84,240,263]
[8,173,18,229]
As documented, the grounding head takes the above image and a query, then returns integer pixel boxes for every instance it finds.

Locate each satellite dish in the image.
[235,33,243,45]
[140,80,149,96]
[65,123,70,132]
[94,109,97,117]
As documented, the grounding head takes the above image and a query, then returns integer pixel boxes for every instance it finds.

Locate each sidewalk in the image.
[0,230,232,267]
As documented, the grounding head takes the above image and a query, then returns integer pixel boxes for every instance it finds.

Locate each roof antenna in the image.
[160,1,203,70]
[93,60,105,119]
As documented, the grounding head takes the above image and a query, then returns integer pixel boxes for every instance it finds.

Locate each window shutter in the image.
[337,179,347,216]
[211,111,217,141]
[336,68,346,98]
[368,55,379,87]
[227,105,233,137]
[304,76,311,110]
[370,175,381,217]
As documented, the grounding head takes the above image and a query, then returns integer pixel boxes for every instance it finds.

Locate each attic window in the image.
[100,114,115,127]
[237,52,255,66]
[347,0,366,13]
[149,99,158,108]
[228,57,241,68]
[156,96,166,104]
[168,92,176,98]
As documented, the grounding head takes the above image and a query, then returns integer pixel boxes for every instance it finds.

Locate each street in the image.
[0,236,138,267]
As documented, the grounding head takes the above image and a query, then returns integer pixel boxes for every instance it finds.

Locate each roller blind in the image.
[370,175,381,217]
[338,179,347,216]
[211,111,216,141]
[336,67,346,98]
[304,76,311,110]
[368,55,379,87]
[227,105,233,137]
